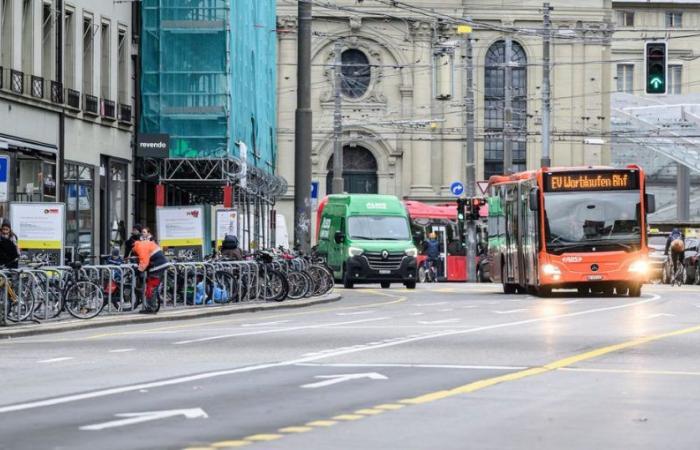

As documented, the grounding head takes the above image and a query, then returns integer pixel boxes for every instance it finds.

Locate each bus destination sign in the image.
[544,171,639,192]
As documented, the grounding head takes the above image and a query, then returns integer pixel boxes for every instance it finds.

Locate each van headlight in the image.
[405,247,418,257]
[542,264,561,276]
[628,260,648,274]
[348,247,364,257]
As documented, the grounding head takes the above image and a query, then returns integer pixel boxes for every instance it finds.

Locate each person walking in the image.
[0,221,19,269]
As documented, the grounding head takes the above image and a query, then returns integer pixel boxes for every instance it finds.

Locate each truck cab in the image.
[317,194,418,289]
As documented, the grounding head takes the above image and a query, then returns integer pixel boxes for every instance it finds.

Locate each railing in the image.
[30,75,44,99]
[10,70,24,94]
[118,103,132,124]
[101,98,116,120]
[84,94,99,115]
[50,81,63,104]
[66,88,80,109]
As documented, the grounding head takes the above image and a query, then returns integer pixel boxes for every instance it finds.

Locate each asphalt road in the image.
[2,283,700,450]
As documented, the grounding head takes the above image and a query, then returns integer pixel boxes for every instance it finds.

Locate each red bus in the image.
[487,165,655,297]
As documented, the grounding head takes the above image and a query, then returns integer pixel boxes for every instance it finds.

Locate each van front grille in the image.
[365,252,404,271]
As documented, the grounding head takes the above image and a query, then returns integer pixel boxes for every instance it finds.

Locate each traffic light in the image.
[456,198,466,221]
[645,42,667,95]
[470,198,486,220]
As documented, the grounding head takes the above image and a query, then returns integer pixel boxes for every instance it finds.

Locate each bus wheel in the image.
[616,286,629,296]
[628,284,642,297]
[503,283,517,294]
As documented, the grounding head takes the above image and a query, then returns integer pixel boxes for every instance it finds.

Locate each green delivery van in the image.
[317,194,418,289]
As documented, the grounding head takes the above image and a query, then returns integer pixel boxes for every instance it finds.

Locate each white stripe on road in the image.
[241,321,291,327]
[336,311,374,316]
[0,295,659,414]
[646,313,675,319]
[37,357,74,364]
[492,309,528,314]
[173,317,389,345]
[415,302,449,307]
[417,319,461,325]
[108,349,135,353]
[296,362,528,371]
[562,300,580,305]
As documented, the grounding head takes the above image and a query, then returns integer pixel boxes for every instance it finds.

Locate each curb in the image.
[0,293,342,340]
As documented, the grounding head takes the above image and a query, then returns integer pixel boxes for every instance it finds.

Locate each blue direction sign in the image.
[311,181,319,200]
[450,181,464,197]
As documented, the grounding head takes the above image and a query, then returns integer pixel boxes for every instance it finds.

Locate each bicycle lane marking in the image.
[0,295,659,414]
[191,302,700,450]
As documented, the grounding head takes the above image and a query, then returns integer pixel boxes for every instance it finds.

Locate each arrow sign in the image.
[650,77,663,89]
[80,408,208,431]
[301,373,388,389]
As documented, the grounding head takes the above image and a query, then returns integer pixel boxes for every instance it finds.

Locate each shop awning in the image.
[0,135,57,155]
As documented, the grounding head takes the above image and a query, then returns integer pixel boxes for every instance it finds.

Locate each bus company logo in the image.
[562,256,583,263]
[43,208,60,215]
[366,203,387,210]
[187,210,200,218]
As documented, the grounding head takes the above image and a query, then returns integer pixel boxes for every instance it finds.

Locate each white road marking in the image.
[646,313,675,319]
[108,349,134,353]
[437,308,454,312]
[241,321,291,327]
[37,357,74,364]
[418,319,461,325]
[173,317,389,345]
[562,300,580,305]
[0,295,659,414]
[336,311,374,316]
[492,309,528,314]
[415,302,449,307]
[301,372,388,389]
[462,305,478,309]
[80,408,208,431]
[409,312,425,316]
[296,362,527,371]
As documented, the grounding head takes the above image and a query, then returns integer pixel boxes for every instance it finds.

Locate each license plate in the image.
[587,275,603,281]
[379,270,391,274]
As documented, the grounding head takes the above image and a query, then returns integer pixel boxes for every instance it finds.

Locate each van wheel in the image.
[342,271,354,289]
[404,281,416,289]
[380,282,391,289]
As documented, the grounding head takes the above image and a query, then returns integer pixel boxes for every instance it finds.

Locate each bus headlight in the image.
[628,260,648,274]
[542,264,561,276]
[405,247,418,257]
[348,247,364,257]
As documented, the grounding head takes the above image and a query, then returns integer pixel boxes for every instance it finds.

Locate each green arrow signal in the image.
[650,77,663,89]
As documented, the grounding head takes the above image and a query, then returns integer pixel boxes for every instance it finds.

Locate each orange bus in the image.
[487,165,656,297]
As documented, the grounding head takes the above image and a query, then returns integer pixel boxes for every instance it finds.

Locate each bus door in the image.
[431,224,448,279]
[504,185,519,284]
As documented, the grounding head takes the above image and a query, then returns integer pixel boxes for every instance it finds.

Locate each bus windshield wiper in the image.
[548,240,633,251]
[350,235,375,240]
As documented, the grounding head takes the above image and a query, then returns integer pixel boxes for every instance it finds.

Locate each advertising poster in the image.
[156,206,205,259]
[215,209,238,249]
[10,202,65,265]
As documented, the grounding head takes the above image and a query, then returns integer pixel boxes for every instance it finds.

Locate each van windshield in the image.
[347,216,411,241]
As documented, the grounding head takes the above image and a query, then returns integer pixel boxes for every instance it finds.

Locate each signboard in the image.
[450,181,464,196]
[311,181,319,200]
[137,133,170,158]
[156,206,205,259]
[476,181,489,195]
[215,209,238,249]
[0,156,8,202]
[10,202,65,265]
[544,171,639,193]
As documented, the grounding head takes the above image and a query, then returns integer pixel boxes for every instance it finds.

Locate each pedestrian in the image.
[124,224,142,258]
[0,221,19,269]
[220,234,244,261]
[422,232,441,279]
[131,238,169,314]
[141,226,154,241]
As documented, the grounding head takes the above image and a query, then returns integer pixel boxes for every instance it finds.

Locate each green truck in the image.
[317,194,418,289]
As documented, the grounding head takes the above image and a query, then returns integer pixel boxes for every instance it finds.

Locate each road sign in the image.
[476,181,489,195]
[0,156,8,202]
[450,181,465,196]
[311,181,319,200]
[80,408,208,431]
[301,372,388,389]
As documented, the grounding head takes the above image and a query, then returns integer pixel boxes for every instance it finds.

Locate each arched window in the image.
[341,49,371,98]
[484,40,527,179]
[326,145,378,194]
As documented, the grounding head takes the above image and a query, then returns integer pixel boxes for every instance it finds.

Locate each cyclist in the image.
[422,232,441,281]
[0,221,19,269]
[132,239,169,314]
[664,228,685,279]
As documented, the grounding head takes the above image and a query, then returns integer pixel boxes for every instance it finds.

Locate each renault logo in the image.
[382,250,389,260]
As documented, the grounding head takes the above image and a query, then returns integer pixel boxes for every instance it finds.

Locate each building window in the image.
[616,64,634,94]
[341,49,371,99]
[668,65,682,94]
[484,40,527,179]
[616,11,634,27]
[117,28,128,103]
[100,20,110,99]
[326,145,378,194]
[41,2,54,81]
[64,7,75,89]
[1,0,13,69]
[21,0,33,74]
[665,11,682,28]
[82,15,94,95]
[64,162,94,263]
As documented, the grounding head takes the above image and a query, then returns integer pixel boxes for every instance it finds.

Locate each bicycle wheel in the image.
[211,271,237,303]
[3,279,35,323]
[301,271,315,298]
[64,281,105,319]
[287,271,309,300]
[263,269,289,302]
[308,265,334,296]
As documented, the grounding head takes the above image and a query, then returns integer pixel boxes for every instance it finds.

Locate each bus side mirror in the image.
[645,193,656,214]
[529,188,539,212]
[334,231,345,244]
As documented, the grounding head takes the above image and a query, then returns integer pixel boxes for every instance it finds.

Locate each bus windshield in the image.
[544,191,642,250]
[348,216,411,241]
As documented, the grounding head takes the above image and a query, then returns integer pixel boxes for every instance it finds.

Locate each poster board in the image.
[215,209,238,249]
[156,206,205,259]
[10,202,65,265]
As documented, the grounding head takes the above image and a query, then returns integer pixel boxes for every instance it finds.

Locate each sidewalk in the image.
[0,293,341,340]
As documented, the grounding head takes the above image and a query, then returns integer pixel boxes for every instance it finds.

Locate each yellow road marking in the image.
[332,414,364,421]
[306,420,337,427]
[243,434,282,442]
[278,426,313,433]
[560,367,700,377]
[186,322,700,450]
[211,441,251,448]
[374,403,405,410]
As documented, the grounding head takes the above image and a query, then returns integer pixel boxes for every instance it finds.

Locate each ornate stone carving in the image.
[411,21,434,41]
[349,16,362,32]
[276,16,298,34]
